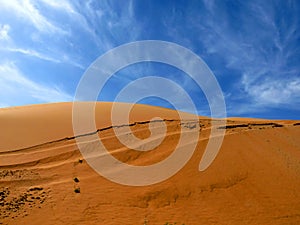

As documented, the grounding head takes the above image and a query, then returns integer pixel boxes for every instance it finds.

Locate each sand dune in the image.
[0,102,300,225]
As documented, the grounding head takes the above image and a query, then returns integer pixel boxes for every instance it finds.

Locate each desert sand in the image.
[0,102,300,225]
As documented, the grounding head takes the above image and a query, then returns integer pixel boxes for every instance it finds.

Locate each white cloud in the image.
[0,1,86,70]
[244,77,300,105]
[0,0,140,72]
[0,46,85,69]
[0,63,72,106]
[225,77,300,116]
[66,0,140,50]
[178,1,300,110]
[0,24,10,40]
[38,0,75,14]
[3,47,61,63]
[0,0,66,34]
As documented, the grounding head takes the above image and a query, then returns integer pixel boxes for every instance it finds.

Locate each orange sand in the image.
[0,102,299,225]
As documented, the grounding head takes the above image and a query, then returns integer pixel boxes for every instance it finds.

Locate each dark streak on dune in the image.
[2,120,288,156]
[218,122,284,129]
[250,122,283,127]
[0,119,177,155]
[218,124,249,129]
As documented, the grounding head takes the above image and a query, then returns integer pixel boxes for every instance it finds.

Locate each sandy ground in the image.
[0,102,300,225]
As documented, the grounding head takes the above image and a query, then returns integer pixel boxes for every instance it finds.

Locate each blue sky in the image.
[0,0,299,119]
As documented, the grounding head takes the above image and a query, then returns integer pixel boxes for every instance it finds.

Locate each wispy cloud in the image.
[244,77,300,106]
[0,0,66,34]
[0,63,72,107]
[70,0,140,51]
[0,0,136,109]
[0,24,10,40]
[3,47,61,63]
[0,45,86,69]
[38,0,75,14]
[0,0,89,71]
[163,0,300,113]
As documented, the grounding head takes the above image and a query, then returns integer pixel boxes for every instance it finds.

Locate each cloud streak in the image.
[0,24,10,40]
[0,63,72,107]
[164,0,300,112]
[4,47,61,63]
[0,0,66,34]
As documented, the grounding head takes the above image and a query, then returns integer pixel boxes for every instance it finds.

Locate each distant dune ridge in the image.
[0,102,300,225]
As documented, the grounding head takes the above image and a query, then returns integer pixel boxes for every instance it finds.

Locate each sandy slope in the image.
[0,102,300,225]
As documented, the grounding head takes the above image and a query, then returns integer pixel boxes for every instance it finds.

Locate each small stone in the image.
[74,188,80,194]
